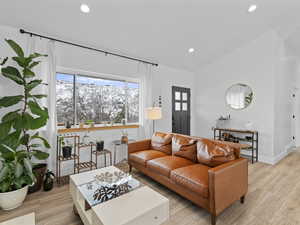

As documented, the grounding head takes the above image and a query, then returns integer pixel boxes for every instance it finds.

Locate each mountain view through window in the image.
[56,73,139,125]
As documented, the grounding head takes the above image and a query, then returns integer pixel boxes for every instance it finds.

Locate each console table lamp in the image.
[146,107,162,134]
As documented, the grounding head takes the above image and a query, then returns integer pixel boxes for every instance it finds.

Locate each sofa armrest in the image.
[208,158,248,216]
[128,139,151,154]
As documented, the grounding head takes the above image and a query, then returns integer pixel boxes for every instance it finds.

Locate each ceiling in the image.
[0,0,299,72]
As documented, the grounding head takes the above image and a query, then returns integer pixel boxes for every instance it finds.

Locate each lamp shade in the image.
[146,107,162,120]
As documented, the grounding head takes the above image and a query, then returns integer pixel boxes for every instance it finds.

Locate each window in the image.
[56,73,140,125]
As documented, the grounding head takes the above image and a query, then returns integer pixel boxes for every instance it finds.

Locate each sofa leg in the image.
[240,196,245,204]
[129,164,132,173]
[73,204,79,216]
[211,214,216,225]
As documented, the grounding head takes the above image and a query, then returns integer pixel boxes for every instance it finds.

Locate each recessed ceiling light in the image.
[80,4,90,13]
[248,4,257,13]
[188,48,195,53]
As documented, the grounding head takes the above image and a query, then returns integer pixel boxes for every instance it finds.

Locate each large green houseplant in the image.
[0,39,50,209]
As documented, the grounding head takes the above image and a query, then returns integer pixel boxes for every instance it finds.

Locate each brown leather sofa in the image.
[128,132,248,225]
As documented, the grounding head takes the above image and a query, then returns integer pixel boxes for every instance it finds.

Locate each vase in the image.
[121,136,128,144]
[0,185,28,210]
[43,176,54,192]
[96,141,104,151]
[62,146,72,158]
[28,163,47,194]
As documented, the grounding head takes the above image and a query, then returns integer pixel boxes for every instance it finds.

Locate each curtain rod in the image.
[19,29,158,67]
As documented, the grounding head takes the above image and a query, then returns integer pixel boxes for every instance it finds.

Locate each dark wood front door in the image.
[172,86,191,135]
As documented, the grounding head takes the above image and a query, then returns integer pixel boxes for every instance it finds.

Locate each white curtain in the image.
[26,37,57,171]
[138,63,153,139]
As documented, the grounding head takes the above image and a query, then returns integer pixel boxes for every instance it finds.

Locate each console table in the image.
[213,128,258,163]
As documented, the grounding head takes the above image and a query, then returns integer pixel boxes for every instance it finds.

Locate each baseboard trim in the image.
[258,142,295,165]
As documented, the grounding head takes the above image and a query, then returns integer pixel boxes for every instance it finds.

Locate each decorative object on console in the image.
[225,83,253,110]
[216,114,230,128]
[146,107,162,133]
[0,39,51,200]
[245,121,253,130]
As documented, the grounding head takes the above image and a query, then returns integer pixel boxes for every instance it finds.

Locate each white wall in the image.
[273,42,295,160]
[55,43,196,134]
[194,30,285,164]
[0,24,196,170]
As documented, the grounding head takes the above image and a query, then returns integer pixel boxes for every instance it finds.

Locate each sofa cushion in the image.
[172,135,196,154]
[196,138,236,167]
[151,132,173,154]
[174,144,197,162]
[129,150,167,166]
[147,156,194,177]
[170,164,210,198]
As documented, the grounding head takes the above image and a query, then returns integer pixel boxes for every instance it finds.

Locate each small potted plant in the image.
[59,137,72,158]
[0,144,35,210]
[96,138,104,151]
[43,170,55,192]
[85,120,94,128]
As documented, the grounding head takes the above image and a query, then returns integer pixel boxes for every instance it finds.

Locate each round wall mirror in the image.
[225,83,253,110]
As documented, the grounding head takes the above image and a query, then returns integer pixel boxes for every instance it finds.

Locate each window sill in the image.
[57,124,140,134]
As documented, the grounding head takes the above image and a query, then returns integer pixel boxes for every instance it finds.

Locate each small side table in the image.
[112,139,135,165]
[93,149,112,168]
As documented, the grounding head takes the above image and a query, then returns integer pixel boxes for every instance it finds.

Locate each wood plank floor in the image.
[1,151,300,225]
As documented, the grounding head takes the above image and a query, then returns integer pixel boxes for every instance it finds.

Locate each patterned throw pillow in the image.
[196,138,236,167]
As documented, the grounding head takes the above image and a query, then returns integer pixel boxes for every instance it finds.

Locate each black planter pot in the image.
[28,163,47,194]
[96,141,104,151]
[43,171,55,192]
[62,146,72,158]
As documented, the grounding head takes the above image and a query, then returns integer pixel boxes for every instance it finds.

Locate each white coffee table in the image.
[70,166,169,225]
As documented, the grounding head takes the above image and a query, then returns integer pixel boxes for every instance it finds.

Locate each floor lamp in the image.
[146,107,162,134]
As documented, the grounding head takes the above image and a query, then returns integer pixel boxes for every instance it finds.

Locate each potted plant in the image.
[0,144,35,210]
[85,120,94,128]
[96,138,104,151]
[43,170,55,192]
[0,39,50,198]
[59,136,72,158]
